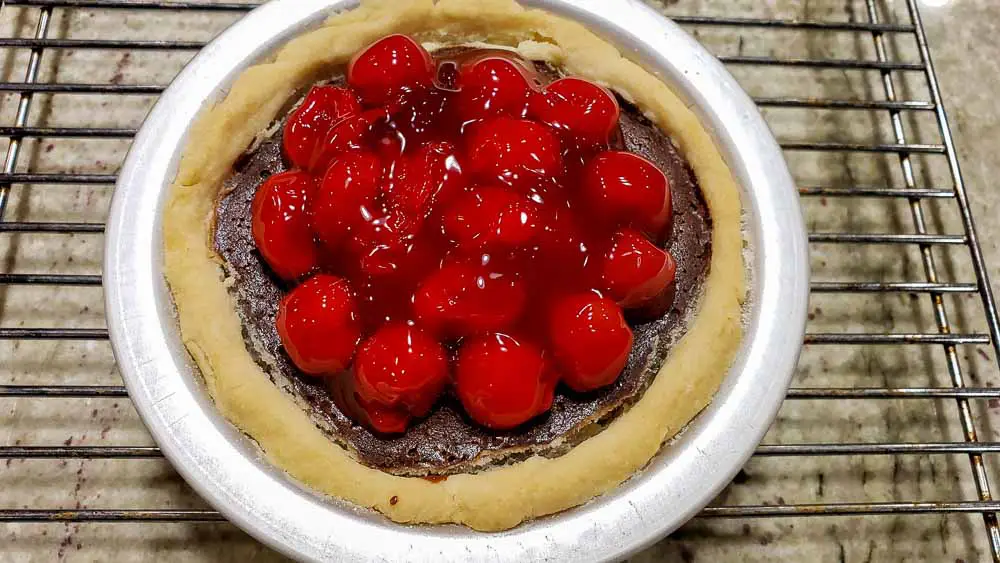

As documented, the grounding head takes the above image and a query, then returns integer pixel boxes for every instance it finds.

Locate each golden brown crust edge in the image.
[162,0,746,532]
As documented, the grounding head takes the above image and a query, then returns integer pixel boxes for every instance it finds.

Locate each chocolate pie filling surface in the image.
[213,48,712,476]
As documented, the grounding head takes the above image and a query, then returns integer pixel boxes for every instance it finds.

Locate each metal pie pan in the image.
[104,0,809,561]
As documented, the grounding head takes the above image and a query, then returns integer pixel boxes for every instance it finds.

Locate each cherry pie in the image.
[164,0,745,532]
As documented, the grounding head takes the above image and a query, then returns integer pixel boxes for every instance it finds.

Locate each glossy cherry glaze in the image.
[256,35,677,433]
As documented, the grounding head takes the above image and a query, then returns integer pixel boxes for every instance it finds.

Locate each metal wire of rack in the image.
[2,0,1000,560]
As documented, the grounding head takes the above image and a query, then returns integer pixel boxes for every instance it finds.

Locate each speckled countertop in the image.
[1,0,999,561]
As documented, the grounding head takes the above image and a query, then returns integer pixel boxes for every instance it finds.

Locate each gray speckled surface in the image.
[1,0,999,561]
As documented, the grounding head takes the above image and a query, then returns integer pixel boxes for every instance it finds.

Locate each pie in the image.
[163,0,746,532]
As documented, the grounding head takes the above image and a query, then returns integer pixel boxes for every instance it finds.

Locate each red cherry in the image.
[276,274,362,375]
[347,213,424,277]
[347,34,433,106]
[582,150,672,235]
[251,170,319,281]
[600,229,677,309]
[328,373,411,434]
[454,333,558,429]
[457,56,537,120]
[413,259,527,338]
[309,111,381,173]
[532,77,620,143]
[465,117,563,189]
[383,141,465,219]
[548,291,633,392]
[283,86,361,170]
[311,151,382,249]
[440,185,542,250]
[354,323,449,417]
[355,393,412,434]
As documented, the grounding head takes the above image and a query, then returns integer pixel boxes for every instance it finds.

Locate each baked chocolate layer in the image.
[213,50,713,475]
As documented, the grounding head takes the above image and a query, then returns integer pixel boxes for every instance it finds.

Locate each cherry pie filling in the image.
[216,35,712,470]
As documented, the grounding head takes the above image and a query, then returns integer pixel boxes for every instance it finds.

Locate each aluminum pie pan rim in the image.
[103,0,809,561]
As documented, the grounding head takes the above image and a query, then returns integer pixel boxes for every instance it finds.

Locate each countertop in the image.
[1,0,999,561]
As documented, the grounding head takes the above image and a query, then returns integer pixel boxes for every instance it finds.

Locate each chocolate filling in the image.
[213,49,713,476]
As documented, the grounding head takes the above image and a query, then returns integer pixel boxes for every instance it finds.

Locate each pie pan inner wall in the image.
[104,1,808,561]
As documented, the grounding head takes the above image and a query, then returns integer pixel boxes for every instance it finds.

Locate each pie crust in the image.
[163,0,746,532]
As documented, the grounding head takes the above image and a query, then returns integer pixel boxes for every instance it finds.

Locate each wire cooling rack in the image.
[2,0,999,561]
